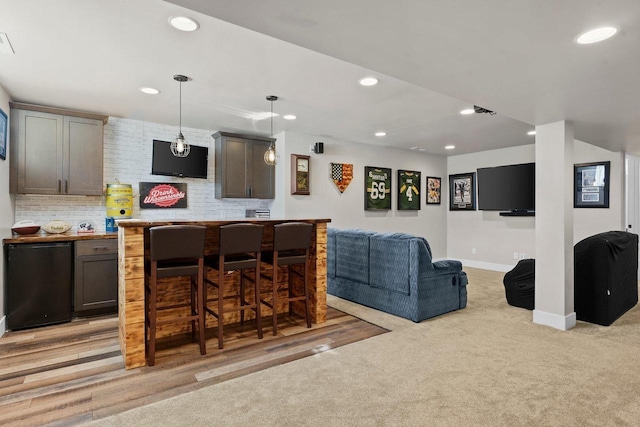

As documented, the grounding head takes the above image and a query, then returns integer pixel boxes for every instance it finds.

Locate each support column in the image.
[534,121,576,330]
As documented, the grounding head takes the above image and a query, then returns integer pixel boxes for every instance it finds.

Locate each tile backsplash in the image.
[14,117,271,232]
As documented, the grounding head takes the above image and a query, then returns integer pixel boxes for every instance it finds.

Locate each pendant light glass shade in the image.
[171,75,190,158]
[264,95,278,166]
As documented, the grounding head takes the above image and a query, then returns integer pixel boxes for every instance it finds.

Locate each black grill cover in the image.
[503,259,535,310]
[574,231,638,326]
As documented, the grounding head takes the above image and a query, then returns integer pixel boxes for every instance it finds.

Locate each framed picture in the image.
[449,172,476,211]
[365,166,391,210]
[0,107,7,160]
[426,176,441,205]
[291,154,310,195]
[574,161,610,208]
[397,169,421,210]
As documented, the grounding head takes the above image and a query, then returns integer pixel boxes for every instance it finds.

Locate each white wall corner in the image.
[533,309,577,331]
[0,315,5,337]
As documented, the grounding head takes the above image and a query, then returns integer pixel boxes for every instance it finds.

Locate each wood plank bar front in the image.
[117,218,331,369]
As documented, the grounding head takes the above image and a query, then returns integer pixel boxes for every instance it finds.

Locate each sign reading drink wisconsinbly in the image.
[139,182,188,209]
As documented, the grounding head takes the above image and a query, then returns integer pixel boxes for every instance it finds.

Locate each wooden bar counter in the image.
[117,218,331,369]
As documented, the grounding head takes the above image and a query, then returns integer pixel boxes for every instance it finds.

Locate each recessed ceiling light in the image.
[460,108,475,115]
[575,26,617,44]
[169,16,200,32]
[375,131,386,137]
[445,145,455,150]
[283,114,296,120]
[359,77,378,86]
[527,130,536,136]
[139,87,160,95]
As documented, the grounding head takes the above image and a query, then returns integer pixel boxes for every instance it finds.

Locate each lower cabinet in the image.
[74,239,118,314]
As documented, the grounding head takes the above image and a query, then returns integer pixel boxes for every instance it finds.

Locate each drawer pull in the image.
[93,246,111,251]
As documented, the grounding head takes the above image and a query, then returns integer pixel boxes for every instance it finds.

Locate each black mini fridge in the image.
[6,242,73,330]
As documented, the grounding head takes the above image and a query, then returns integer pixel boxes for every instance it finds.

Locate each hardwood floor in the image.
[0,308,387,427]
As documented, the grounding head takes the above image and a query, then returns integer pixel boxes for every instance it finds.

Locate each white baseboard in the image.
[0,315,5,337]
[454,259,515,273]
[533,309,577,331]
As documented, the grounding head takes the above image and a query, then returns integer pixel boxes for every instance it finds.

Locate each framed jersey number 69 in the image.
[365,166,392,210]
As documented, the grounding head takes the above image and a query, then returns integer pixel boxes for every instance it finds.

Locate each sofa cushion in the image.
[369,234,412,295]
[335,230,372,284]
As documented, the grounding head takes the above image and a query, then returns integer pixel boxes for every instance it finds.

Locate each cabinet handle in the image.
[58,180,61,193]
[93,246,111,251]
[65,180,68,193]
[249,187,252,197]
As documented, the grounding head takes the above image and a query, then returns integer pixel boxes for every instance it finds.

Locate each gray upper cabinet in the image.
[213,131,275,199]
[10,103,107,195]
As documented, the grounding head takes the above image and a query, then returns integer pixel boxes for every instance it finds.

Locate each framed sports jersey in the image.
[449,172,476,211]
[397,170,421,210]
[365,166,391,210]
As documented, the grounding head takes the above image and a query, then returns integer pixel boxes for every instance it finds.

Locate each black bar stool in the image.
[261,222,313,335]
[145,225,206,366]
[204,223,264,349]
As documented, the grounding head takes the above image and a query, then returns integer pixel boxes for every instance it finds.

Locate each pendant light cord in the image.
[179,80,182,133]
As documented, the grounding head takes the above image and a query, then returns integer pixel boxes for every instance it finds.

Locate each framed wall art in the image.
[365,166,391,210]
[139,182,187,209]
[291,154,310,195]
[574,161,610,208]
[0,107,7,160]
[331,162,353,193]
[397,169,421,210]
[426,176,441,205]
[449,172,476,211]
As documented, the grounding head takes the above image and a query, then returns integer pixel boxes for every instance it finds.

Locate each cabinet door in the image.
[250,140,275,199]
[64,116,104,195]
[222,137,250,198]
[17,110,63,194]
[74,252,118,312]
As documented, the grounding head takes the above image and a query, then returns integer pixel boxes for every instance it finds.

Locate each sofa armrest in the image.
[431,260,463,276]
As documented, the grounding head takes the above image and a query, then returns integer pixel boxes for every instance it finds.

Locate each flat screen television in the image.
[477,162,535,214]
[151,139,208,179]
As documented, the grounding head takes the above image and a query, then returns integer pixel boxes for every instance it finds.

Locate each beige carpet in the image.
[89,268,640,426]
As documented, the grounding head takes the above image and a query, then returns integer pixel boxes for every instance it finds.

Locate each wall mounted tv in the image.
[477,162,535,216]
[151,139,208,179]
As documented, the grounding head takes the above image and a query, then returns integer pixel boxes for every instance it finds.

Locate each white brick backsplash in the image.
[15,117,271,231]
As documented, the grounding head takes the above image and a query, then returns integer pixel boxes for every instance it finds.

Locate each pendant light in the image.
[264,95,278,166]
[171,74,190,157]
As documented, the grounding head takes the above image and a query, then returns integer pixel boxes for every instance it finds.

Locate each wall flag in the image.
[330,163,353,193]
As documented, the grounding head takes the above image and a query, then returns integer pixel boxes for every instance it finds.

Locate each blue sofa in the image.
[327,228,468,322]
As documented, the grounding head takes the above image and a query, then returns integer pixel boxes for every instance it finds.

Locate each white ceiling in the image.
[1,0,638,156]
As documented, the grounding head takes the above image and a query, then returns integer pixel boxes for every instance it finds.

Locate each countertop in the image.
[115,218,332,227]
[3,231,118,244]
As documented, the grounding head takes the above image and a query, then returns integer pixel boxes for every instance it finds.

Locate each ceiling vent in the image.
[474,105,496,115]
[0,32,15,55]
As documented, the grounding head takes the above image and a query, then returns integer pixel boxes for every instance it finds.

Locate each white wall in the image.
[280,132,449,257]
[0,84,14,334]
[447,141,624,271]
[14,118,271,230]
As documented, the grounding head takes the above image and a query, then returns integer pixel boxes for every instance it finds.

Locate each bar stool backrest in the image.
[150,225,206,261]
[273,223,313,252]
[219,224,264,255]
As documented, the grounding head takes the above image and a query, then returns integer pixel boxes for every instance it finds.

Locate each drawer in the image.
[75,239,118,256]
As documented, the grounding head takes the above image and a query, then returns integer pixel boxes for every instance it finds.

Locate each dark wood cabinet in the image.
[74,239,118,313]
[9,103,107,195]
[213,131,275,199]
